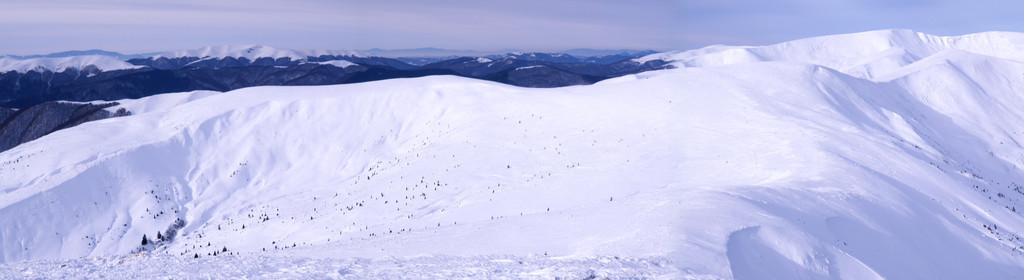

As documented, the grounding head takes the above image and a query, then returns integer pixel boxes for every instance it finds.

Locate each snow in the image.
[638,29,1024,79]
[475,57,493,63]
[300,49,363,58]
[6,29,1024,278]
[0,55,142,73]
[515,65,544,71]
[313,60,358,68]
[112,90,223,113]
[0,253,683,279]
[153,45,361,60]
[154,45,302,60]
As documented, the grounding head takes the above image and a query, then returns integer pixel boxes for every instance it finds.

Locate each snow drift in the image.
[5,30,1024,279]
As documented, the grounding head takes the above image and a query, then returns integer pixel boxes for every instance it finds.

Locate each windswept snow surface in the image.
[6,30,1024,279]
[0,55,142,73]
[0,253,681,279]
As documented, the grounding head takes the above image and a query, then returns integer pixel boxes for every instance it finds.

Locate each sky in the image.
[680,0,1024,48]
[0,0,1022,56]
[0,0,684,55]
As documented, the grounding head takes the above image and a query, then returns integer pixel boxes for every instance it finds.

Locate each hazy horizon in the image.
[0,0,683,56]
[4,0,1024,57]
[2,46,661,58]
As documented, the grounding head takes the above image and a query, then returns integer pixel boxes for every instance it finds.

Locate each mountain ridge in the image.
[644,29,1024,79]
[5,29,1024,278]
[0,51,669,109]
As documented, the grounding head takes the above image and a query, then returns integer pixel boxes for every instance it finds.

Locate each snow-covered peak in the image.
[640,29,1024,79]
[152,45,362,60]
[154,45,304,60]
[0,55,142,73]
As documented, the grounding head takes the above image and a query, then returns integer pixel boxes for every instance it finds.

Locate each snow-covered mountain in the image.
[1,50,157,61]
[0,55,142,74]
[640,29,1024,79]
[0,46,656,74]
[0,49,666,109]
[560,48,656,57]
[354,48,654,60]
[7,29,1024,278]
[0,45,367,74]
[152,45,363,60]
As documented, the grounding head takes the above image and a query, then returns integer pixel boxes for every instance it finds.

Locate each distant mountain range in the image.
[1,50,159,60]
[0,46,670,108]
[3,47,656,61]
[0,46,674,153]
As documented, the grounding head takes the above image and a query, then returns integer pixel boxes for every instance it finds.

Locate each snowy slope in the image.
[6,30,1024,279]
[639,29,1024,79]
[0,55,142,73]
[0,254,678,279]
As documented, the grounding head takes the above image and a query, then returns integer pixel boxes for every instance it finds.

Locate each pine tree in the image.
[157,231,163,241]
[194,253,199,258]
[141,234,149,246]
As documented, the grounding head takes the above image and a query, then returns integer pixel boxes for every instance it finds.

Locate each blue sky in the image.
[0,0,1021,55]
